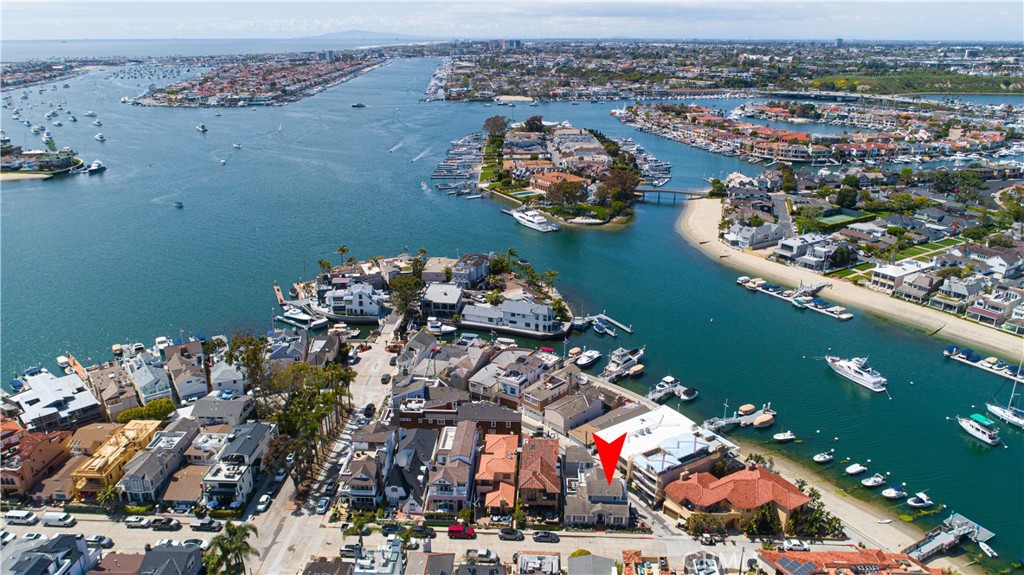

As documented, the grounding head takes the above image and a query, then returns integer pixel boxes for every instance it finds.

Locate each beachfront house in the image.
[723,222,785,250]
[421,283,465,319]
[461,299,559,336]
[869,260,934,295]
[1,370,103,433]
[124,352,173,405]
[325,282,384,317]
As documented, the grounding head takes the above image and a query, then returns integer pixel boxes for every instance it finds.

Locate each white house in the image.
[461,299,558,335]
[326,282,383,316]
[209,361,248,394]
[723,222,785,249]
[124,352,173,405]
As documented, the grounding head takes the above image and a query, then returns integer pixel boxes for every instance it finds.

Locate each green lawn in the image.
[914,256,931,262]
[936,238,961,247]
[853,262,876,271]
[828,269,858,278]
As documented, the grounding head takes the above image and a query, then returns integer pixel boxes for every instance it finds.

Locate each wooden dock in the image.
[273,284,287,306]
[947,351,1024,384]
[592,312,633,334]
[703,402,776,432]
[904,512,994,561]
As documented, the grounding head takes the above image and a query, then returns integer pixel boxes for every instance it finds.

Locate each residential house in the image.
[451,254,491,288]
[425,421,478,513]
[951,242,1024,280]
[118,419,200,504]
[87,552,145,575]
[1,369,103,432]
[351,421,398,472]
[184,429,230,465]
[208,361,248,394]
[6,534,100,575]
[928,275,987,313]
[31,454,88,504]
[543,385,605,436]
[139,544,202,575]
[202,422,276,506]
[167,351,209,403]
[461,299,560,336]
[0,430,70,496]
[518,437,560,513]
[352,536,403,575]
[723,222,785,249]
[1002,302,1024,335]
[396,398,521,436]
[422,257,459,284]
[662,464,810,531]
[306,332,342,367]
[384,428,438,515]
[70,420,161,501]
[568,403,652,449]
[530,171,589,193]
[339,452,384,511]
[894,272,944,303]
[396,330,437,372]
[82,362,142,421]
[405,553,454,575]
[444,345,493,391]
[124,352,173,405]
[159,464,207,511]
[67,423,122,456]
[1,418,24,449]
[516,551,560,575]
[869,260,934,294]
[326,283,384,317]
[567,554,617,575]
[564,464,630,527]
[302,557,353,575]
[966,284,1024,326]
[757,548,937,575]
[191,396,255,427]
[421,283,464,319]
[772,233,830,263]
[621,551,670,575]
[476,433,518,514]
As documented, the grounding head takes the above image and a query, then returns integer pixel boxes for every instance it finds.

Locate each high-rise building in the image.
[836,38,844,48]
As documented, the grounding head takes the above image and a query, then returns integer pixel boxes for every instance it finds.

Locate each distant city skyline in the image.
[2,1,1023,43]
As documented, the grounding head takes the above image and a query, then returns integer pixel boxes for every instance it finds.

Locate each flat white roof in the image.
[594,405,736,462]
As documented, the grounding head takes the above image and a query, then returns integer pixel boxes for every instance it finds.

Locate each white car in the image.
[23,533,48,542]
[125,515,151,529]
[274,468,287,483]
[783,538,810,551]
[1,530,17,546]
[315,497,331,515]
[256,494,272,513]
[155,538,180,547]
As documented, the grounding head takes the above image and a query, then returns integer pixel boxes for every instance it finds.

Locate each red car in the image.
[447,524,476,539]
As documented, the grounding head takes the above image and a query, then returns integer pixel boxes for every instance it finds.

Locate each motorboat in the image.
[957,413,1001,446]
[845,463,868,475]
[601,346,645,381]
[132,343,146,355]
[279,307,329,330]
[83,111,96,117]
[773,431,796,443]
[882,484,907,499]
[174,202,184,209]
[154,336,171,353]
[352,103,366,108]
[196,123,208,132]
[86,160,106,174]
[861,473,885,488]
[56,355,70,368]
[593,321,607,335]
[92,119,102,126]
[233,143,242,149]
[825,356,887,392]
[907,492,933,508]
[575,349,602,368]
[511,209,559,232]
[627,364,645,377]
[426,317,457,335]
[942,345,958,357]
[94,133,106,142]
[649,376,700,402]
[736,276,750,285]
[812,450,834,464]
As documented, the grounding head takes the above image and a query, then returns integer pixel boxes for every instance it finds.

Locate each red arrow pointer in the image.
[593,432,626,485]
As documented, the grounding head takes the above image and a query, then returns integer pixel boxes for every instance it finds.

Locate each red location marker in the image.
[593,433,626,485]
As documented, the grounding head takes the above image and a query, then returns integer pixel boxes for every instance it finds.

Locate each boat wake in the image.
[389,139,406,154]
[411,147,431,162]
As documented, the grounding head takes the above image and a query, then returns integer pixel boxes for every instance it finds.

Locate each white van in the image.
[5,510,38,525]
[41,512,76,527]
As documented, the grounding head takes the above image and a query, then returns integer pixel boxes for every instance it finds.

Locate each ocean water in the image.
[1,38,414,61]
[1,58,1021,557]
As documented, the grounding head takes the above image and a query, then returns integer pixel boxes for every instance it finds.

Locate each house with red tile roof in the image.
[1,430,71,496]
[477,433,518,514]
[662,464,810,531]
[758,548,940,575]
[518,437,560,512]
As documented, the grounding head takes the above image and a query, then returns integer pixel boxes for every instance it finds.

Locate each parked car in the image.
[285,452,295,466]
[190,518,222,532]
[380,374,391,385]
[783,539,810,551]
[381,523,403,535]
[151,518,181,532]
[155,538,180,547]
[465,549,499,564]
[4,510,38,526]
[340,544,362,558]
[316,497,331,515]
[41,512,76,527]
[274,468,287,483]
[325,481,338,497]
[447,524,476,539]
[85,535,114,549]
[532,531,559,543]
[256,494,272,513]
[498,527,524,541]
[409,525,435,539]
[0,530,17,547]
[389,356,397,366]
[363,403,375,418]
[125,516,151,529]
[183,539,209,551]
[22,533,48,542]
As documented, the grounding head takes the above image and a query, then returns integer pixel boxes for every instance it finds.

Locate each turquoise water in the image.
[2,59,1022,556]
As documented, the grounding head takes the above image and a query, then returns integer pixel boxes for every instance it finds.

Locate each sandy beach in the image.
[678,198,1023,359]
[1,172,52,182]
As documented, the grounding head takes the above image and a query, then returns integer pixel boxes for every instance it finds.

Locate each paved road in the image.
[770,192,795,237]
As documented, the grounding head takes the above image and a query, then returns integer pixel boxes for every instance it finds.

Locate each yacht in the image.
[279,307,329,330]
[773,431,796,443]
[812,450,834,463]
[985,378,1024,429]
[174,202,184,209]
[957,413,1001,446]
[196,123,208,133]
[86,160,106,174]
[154,336,171,353]
[233,143,242,149]
[654,375,699,401]
[882,484,907,499]
[351,103,366,108]
[845,463,868,475]
[861,473,885,487]
[601,347,645,381]
[94,133,106,142]
[574,349,602,368]
[511,209,559,232]
[907,492,933,508]
[92,119,102,126]
[426,317,457,335]
[825,356,887,392]
[83,111,97,117]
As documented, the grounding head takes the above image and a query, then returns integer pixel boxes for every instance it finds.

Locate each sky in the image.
[2,1,1023,43]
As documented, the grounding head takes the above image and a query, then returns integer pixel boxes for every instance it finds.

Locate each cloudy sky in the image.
[2,1,1022,42]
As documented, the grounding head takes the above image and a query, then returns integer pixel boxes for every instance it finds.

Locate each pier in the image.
[702,402,776,432]
[903,512,995,562]
[945,348,1024,384]
[739,278,853,321]
[575,312,633,334]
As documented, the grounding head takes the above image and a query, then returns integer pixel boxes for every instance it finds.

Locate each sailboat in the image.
[278,123,282,132]
[986,355,1024,429]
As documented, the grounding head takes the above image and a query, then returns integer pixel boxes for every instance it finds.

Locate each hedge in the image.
[209,509,242,519]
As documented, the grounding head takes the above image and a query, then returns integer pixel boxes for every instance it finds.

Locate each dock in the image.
[273,284,287,305]
[702,402,776,432]
[739,278,853,321]
[945,348,1024,384]
[903,512,995,561]
[587,312,633,334]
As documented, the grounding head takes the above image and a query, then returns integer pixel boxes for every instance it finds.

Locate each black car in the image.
[380,374,391,385]
[381,523,403,535]
[85,535,114,549]
[532,531,559,543]
[340,544,362,558]
[190,518,223,532]
[389,356,397,366]
[151,518,182,532]
[363,403,375,418]
[498,527,524,541]
[325,481,338,496]
[409,525,436,538]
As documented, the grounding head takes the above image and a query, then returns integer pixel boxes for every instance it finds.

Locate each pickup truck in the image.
[465,549,499,564]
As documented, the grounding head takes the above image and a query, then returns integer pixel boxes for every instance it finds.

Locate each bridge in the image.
[634,186,709,204]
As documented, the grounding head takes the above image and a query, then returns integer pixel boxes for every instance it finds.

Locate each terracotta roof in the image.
[18,431,69,458]
[663,465,810,511]
[477,434,518,483]
[484,481,516,509]
[518,438,560,494]
[759,548,940,575]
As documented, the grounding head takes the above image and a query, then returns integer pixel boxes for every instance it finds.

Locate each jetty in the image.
[739,277,853,321]
[944,346,1024,384]
[903,512,995,562]
[575,312,633,334]
[703,402,776,432]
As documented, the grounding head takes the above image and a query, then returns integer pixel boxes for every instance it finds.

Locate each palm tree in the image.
[209,521,259,575]
[317,258,332,274]
[97,485,119,513]
[335,245,349,261]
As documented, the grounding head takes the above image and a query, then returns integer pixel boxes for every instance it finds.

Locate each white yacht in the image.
[280,307,329,330]
[426,317,457,335]
[94,133,106,142]
[986,379,1024,430]
[957,413,1001,446]
[812,450,834,463]
[574,349,602,368]
[882,484,907,499]
[83,111,97,117]
[196,123,208,133]
[511,209,559,232]
[825,356,887,392]
[907,492,933,508]
[601,347,645,381]
[773,431,796,443]
[154,336,171,353]
[845,463,868,475]
[861,473,885,487]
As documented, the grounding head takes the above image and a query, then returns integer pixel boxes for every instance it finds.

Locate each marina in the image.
[737,277,853,321]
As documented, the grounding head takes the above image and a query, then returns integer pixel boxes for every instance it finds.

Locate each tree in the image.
[547,180,587,206]
[748,215,765,228]
[569,550,592,558]
[841,174,861,189]
[829,245,856,269]
[482,115,508,136]
[835,187,858,209]
[317,258,332,273]
[208,521,260,575]
[389,274,422,318]
[683,513,726,536]
[899,167,915,186]
[523,115,544,133]
[118,398,175,423]
[961,227,989,241]
[97,485,119,512]
[225,332,272,417]
[511,500,526,528]
[598,168,641,206]
[335,245,349,261]
[708,178,727,198]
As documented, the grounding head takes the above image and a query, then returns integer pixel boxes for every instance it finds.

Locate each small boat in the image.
[979,541,997,558]
[812,451,834,463]
[426,317,457,335]
[628,364,645,377]
[736,276,750,285]
[94,133,106,142]
[753,413,775,428]
[174,202,184,209]
[575,349,602,368]
[111,343,123,355]
[882,484,907,499]
[155,336,171,353]
[845,463,868,475]
[233,143,242,149]
[351,103,366,108]
[957,413,1001,446]
[288,287,298,298]
[132,343,146,355]
[593,322,607,336]
[773,431,796,443]
[86,160,106,174]
[861,473,885,488]
[56,355,70,368]
[219,159,226,165]
[942,345,958,357]
[196,123,208,132]
[83,111,96,117]
[878,519,892,525]
[465,194,483,199]
[907,492,933,508]
[92,119,102,126]
[792,296,813,309]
